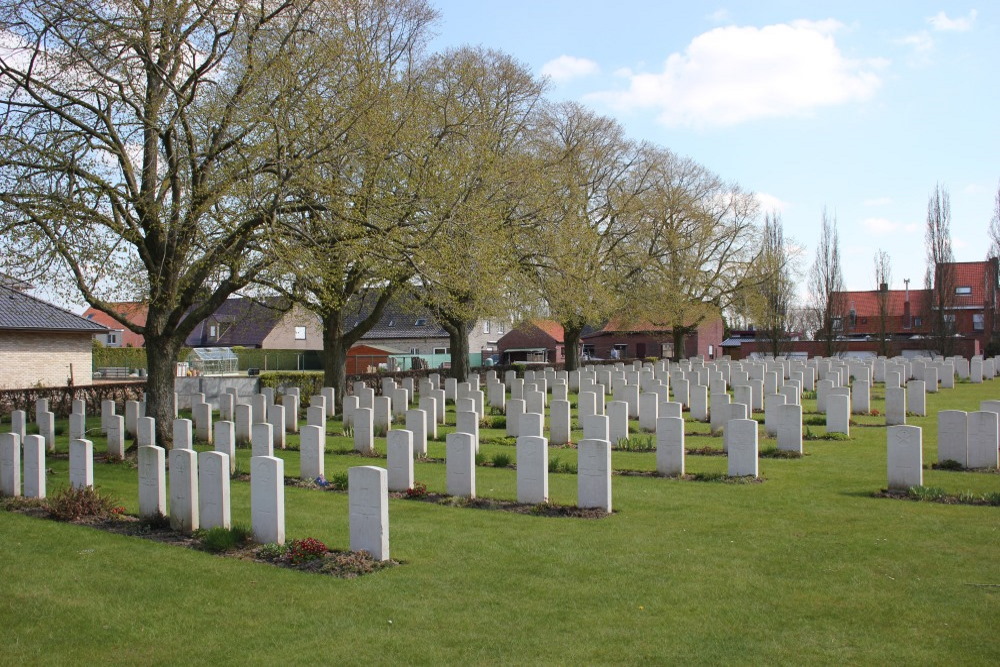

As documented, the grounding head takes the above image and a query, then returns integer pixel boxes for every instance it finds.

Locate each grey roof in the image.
[349,295,450,340]
[0,285,108,333]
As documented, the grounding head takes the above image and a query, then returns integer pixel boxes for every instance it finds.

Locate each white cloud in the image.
[928,10,977,32]
[862,217,920,235]
[863,196,893,206]
[755,192,790,213]
[895,31,934,53]
[540,55,599,83]
[706,9,731,23]
[586,20,884,128]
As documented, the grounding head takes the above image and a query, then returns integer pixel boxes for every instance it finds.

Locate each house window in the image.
[497,322,505,334]
[415,318,427,326]
[107,332,118,345]
[582,344,596,359]
[483,320,490,334]
[973,313,985,331]
[708,344,714,359]
[387,319,395,327]
[832,317,842,331]
[956,286,972,295]
[912,316,923,327]
[409,347,420,354]
[294,326,306,340]
[849,310,857,328]
[433,347,449,355]
[611,344,628,359]
[209,325,218,339]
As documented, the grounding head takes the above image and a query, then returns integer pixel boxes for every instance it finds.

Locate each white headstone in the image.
[886,387,907,426]
[405,409,428,457]
[251,422,274,458]
[655,417,684,476]
[282,393,299,434]
[776,403,803,454]
[69,439,93,489]
[173,418,193,450]
[0,433,20,497]
[506,399,525,437]
[349,465,390,561]
[726,419,759,478]
[826,394,850,436]
[549,400,571,446]
[39,411,55,452]
[342,395,359,429]
[169,448,199,532]
[137,416,155,448]
[268,404,286,450]
[937,410,968,467]
[967,411,1000,469]
[354,407,375,455]
[234,403,252,445]
[446,432,476,498]
[300,425,325,481]
[906,380,926,417]
[418,397,437,441]
[22,434,45,499]
[386,430,414,492]
[518,412,543,440]
[516,435,548,504]
[138,445,166,518]
[251,456,285,544]
[608,400,629,444]
[577,439,612,512]
[887,425,922,490]
[198,451,230,530]
[214,421,236,474]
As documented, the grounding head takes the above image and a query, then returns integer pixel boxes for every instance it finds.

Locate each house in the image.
[582,316,725,360]
[0,282,108,388]
[349,295,514,369]
[497,319,568,364]
[184,297,322,350]
[82,303,148,347]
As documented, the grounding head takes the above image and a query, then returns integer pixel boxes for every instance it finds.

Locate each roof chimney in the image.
[879,282,888,292]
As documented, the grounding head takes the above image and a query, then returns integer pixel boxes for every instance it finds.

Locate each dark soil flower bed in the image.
[390,491,611,518]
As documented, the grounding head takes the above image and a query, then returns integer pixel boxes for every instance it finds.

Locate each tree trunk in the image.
[322,313,348,411]
[563,324,583,371]
[442,318,470,382]
[672,328,686,362]
[145,333,183,449]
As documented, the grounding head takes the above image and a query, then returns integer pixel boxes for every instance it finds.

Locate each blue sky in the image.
[429,1,1000,295]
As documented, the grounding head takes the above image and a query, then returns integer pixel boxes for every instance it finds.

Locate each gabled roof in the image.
[82,303,148,347]
[351,294,449,340]
[834,289,930,319]
[185,297,291,347]
[944,261,994,306]
[0,285,108,333]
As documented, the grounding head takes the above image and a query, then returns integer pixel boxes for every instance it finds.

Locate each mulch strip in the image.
[1,502,398,578]
[389,492,611,518]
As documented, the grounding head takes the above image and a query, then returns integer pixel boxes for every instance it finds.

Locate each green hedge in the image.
[258,371,326,396]
[92,346,149,370]
[232,348,324,371]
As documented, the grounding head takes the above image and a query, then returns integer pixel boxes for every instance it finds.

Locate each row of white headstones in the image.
[2,354,999,552]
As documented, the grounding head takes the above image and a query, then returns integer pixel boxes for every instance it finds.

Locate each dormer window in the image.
[414,318,427,326]
[955,286,972,295]
[387,319,395,327]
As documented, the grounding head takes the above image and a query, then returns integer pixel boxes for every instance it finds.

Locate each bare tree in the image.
[988,180,1000,259]
[925,184,956,356]
[809,209,845,357]
[749,212,797,357]
[873,249,893,357]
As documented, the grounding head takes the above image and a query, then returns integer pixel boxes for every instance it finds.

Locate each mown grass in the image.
[1,379,999,664]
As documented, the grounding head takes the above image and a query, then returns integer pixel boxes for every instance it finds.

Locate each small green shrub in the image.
[373,424,388,438]
[615,434,656,452]
[491,452,512,468]
[481,415,506,429]
[690,471,727,482]
[474,452,486,466]
[198,524,253,553]
[256,542,289,561]
[328,472,348,491]
[908,486,947,501]
[936,459,964,471]
[46,486,118,521]
[548,457,577,474]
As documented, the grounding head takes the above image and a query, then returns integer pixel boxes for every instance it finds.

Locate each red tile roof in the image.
[81,303,148,347]
[834,289,929,319]
[945,261,992,305]
[530,319,565,341]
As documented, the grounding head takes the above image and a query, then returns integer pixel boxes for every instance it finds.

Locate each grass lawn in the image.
[2,378,999,664]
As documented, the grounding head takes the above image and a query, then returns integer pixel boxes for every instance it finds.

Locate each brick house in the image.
[0,283,108,389]
[497,319,568,364]
[581,316,725,360]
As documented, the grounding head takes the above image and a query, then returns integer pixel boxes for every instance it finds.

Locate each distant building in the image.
[82,303,148,347]
[582,316,725,360]
[497,319,569,364]
[0,283,107,388]
[184,298,322,350]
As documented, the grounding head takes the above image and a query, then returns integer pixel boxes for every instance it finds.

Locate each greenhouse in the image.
[186,347,239,375]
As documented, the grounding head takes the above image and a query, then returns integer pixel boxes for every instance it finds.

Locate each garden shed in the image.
[186,347,239,375]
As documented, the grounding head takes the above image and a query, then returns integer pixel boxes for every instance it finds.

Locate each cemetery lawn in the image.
[2,382,1000,664]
